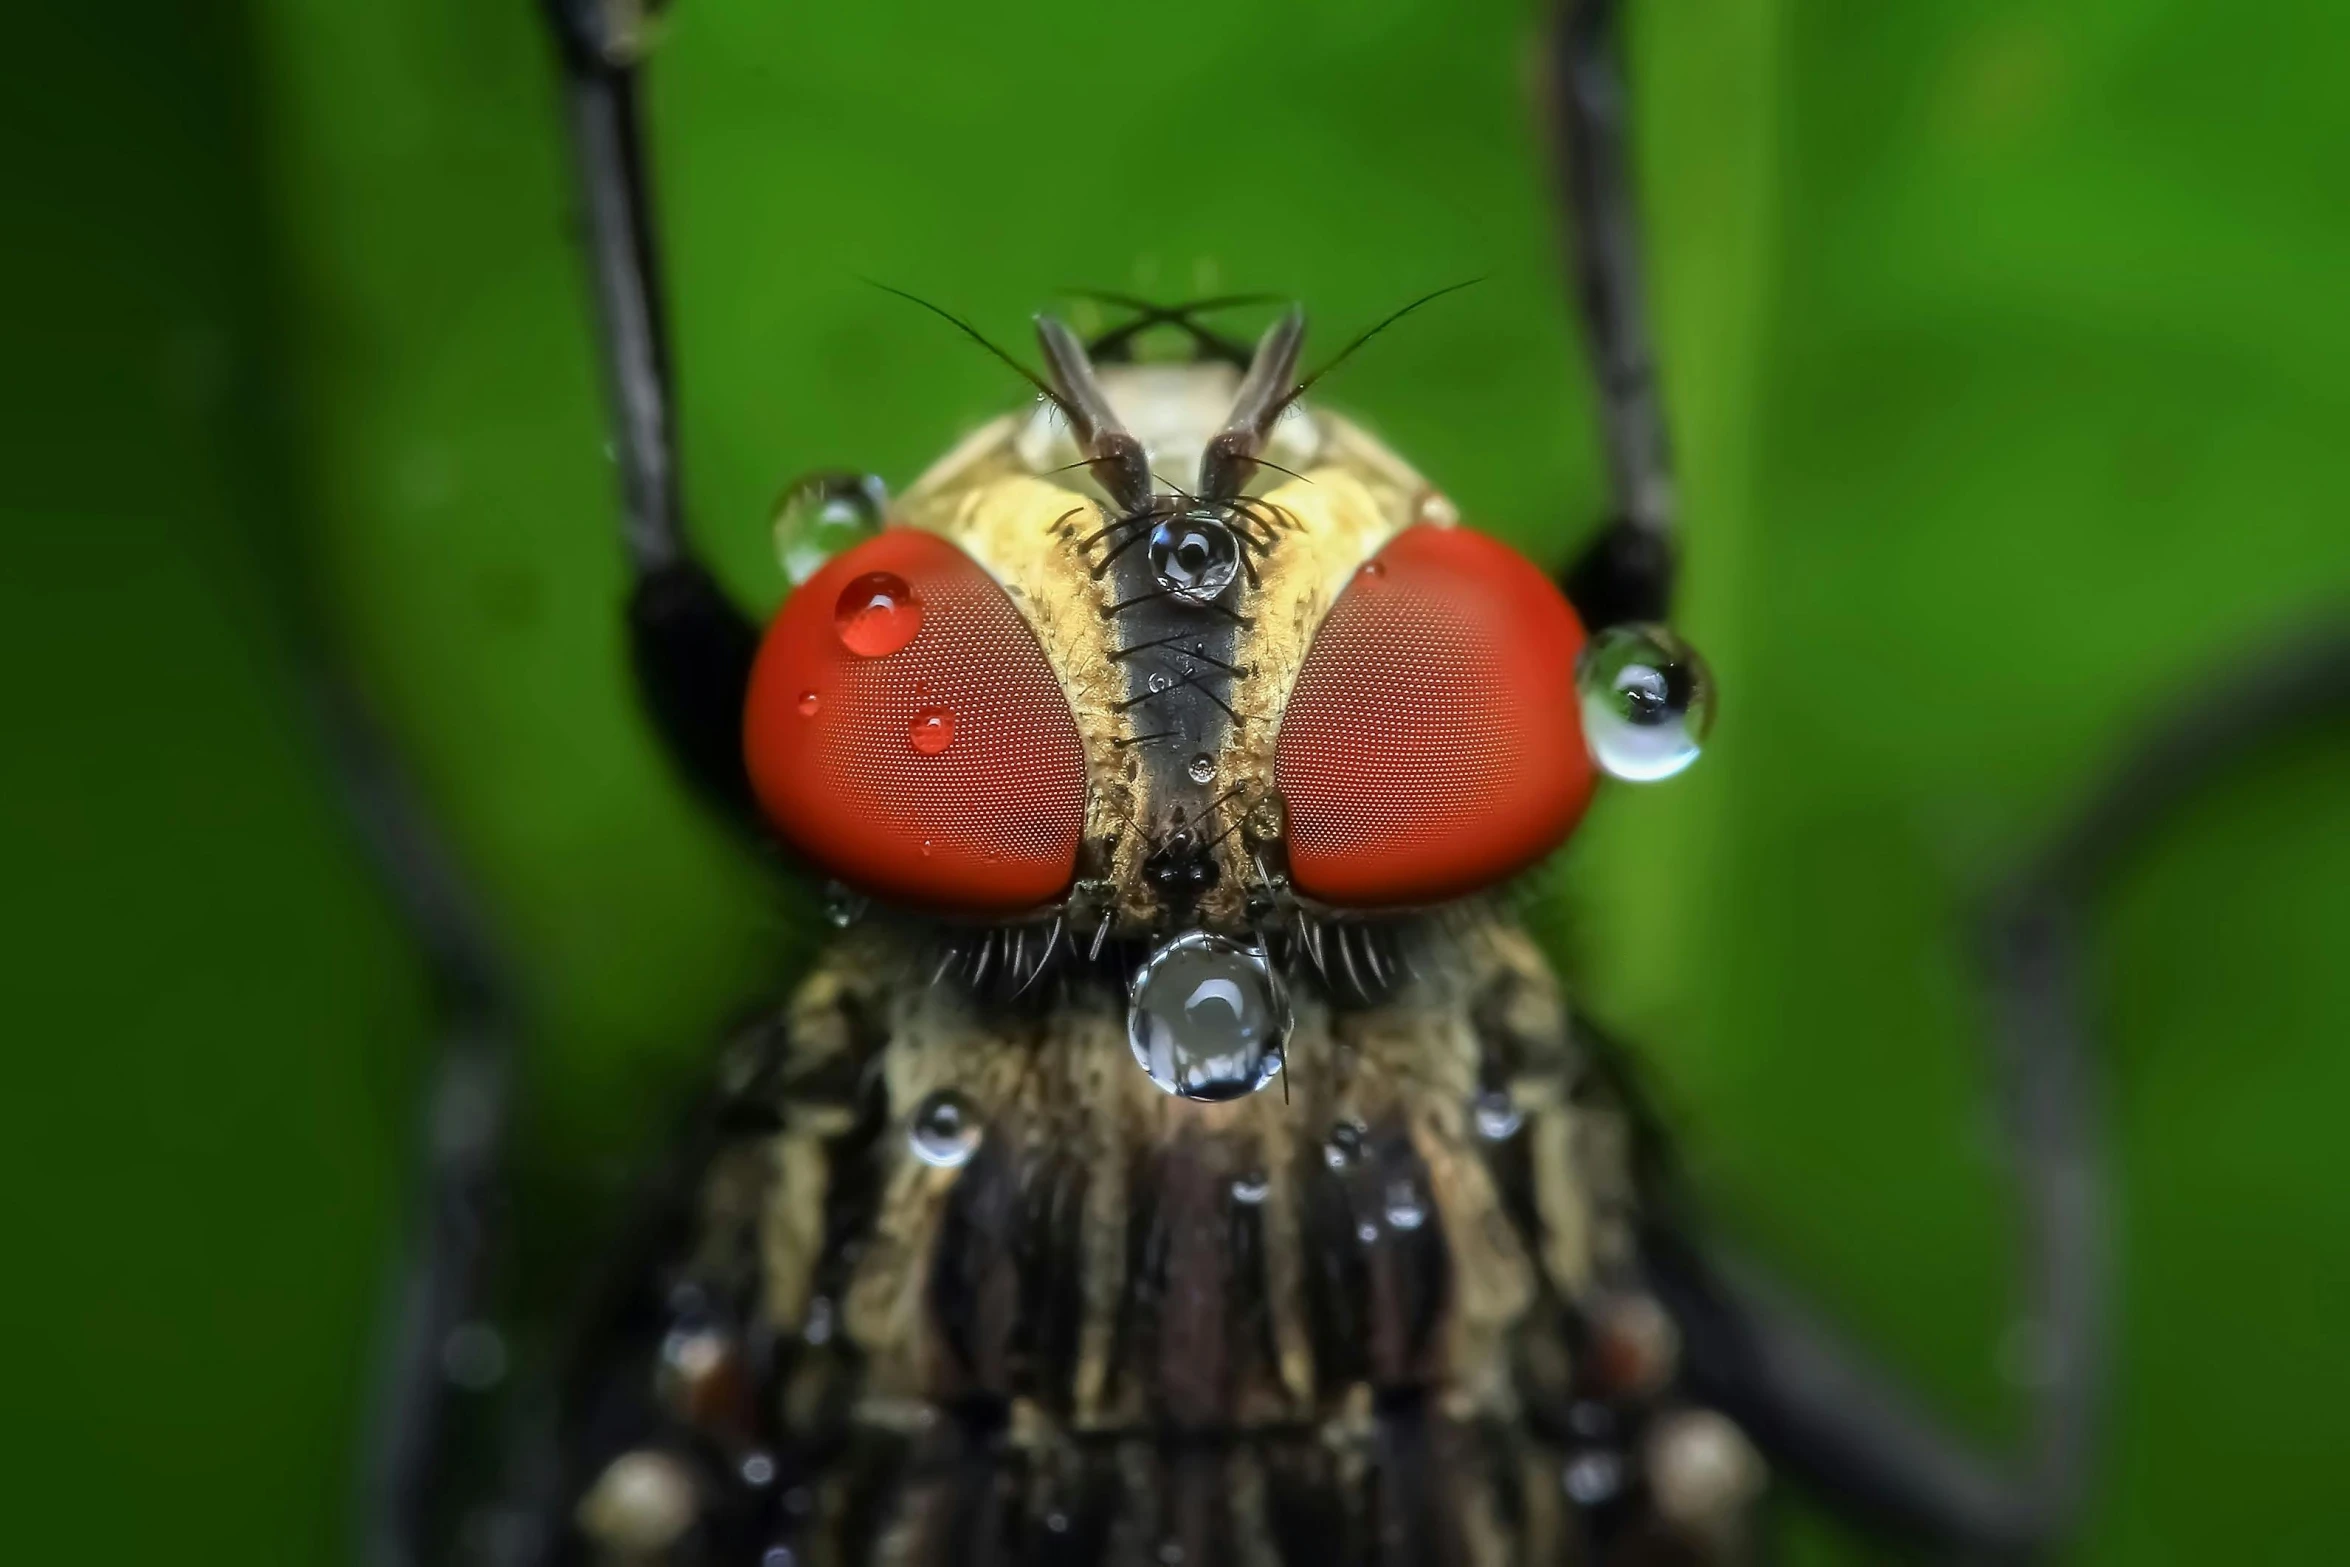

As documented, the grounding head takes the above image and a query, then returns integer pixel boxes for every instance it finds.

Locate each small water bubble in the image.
[1231,1171,1270,1206]
[1356,557,1387,580]
[1158,1541,1185,1565]
[1472,1089,1524,1141]
[1148,670,1174,694]
[1575,624,1714,782]
[1149,513,1240,603]
[1187,752,1216,784]
[1356,1221,1380,1244]
[909,1090,982,1168]
[441,1321,507,1390]
[1044,1511,1071,1535]
[1127,934,1289,1101]
[774,471,885,586]
[740,1451,776,1487]
[1562,1450,1625,1506]
[763,1548,799,1567]
[802,1295,835,1347]
[833,570,923,657]
[1383,1179,1427,1231]
[822,882,867,928]
[908,705,956,755]
[920,838,935,858]
[796,690,821,718]
[1323,1120,1366,1170]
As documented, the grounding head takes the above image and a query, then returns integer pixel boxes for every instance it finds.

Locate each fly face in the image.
[741,311,1713,1101]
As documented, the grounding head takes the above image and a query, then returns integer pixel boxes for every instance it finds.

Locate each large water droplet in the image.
[1562,1450,1625,1506]
[1383,1179,1427,1231]
[1472,1089,1524,1142]
[1576,623,1714,781]
[834,571,923,657]
[773,472,885,586]
[1323,1120,1366,1170]
[1187,752,1216,784]
[1127,932,1290,1101]
[1231,1171,1269,1206]
[1149,513,1241,603]
[908,1090,982,1168]
[908,705,955,755]
[796,690,821,718]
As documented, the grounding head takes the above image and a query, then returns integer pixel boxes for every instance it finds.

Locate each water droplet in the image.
[1356,1221,1380,1244]
[1149,512,1240,603]
[1044,1511,1071,1535]
[796,689,821,718]
[802,1295,835,1347]
[773,471,885,586]
[1356,557,1387,580]
[823,881,867,928]
[908,704,956,755]
[1323,1120,1366,1170]
[909,1090,982,1168]
[1231,1171,1270,1206]
[1148,670,1174,693]
[1159,1541,1185,1565]
[1472,1089,1523,1142]
[1126,933,1290,1102]
[919,838,935,857]
[833,570,923,657]
[763,1548,799,1567]
[1576,624,1714,782]
[1383,1179,1427,1231]
[441,1321,507,1389]
[740,1451,776,1487]
[1187,752,1216,784]
[1562,1450,1625,1506]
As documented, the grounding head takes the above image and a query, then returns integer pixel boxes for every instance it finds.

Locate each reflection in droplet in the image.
[1187,752,1216,784]
[1148,670,1174,693]
[773,472,886,586]
[908,705,955,755]
[909,1090,982,1168]
[1149,513,1240,603]
[1355,1221,1380,1244]
[1126,933,1290,1102]
[1472,1089,1523,1142]
[1383,1179,1427,1231]
[834,570,923,657]
[1575,623,1714,782]
[1231,1171,1269,1206]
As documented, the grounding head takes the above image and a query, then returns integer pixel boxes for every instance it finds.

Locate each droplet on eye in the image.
[908,704,955,755]
[908,1089,981,1168]
[1126,932,1290,1102]
[1187,752,1216,784]
[1149,513,1240,603]
[773,471,886,586]
[833,570,923,657]
[1575,623,1715,782]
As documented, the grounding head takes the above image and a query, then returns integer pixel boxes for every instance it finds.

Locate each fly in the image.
[350,2,2350,1564]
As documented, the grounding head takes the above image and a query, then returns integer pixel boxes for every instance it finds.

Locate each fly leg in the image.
[1548,0,1676,630]
[542,0,763,830]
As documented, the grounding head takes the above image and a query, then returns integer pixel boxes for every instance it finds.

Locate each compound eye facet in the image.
[1273,524,1599,907]
[742,530,1087,912]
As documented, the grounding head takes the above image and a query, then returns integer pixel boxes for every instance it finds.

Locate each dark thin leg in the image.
[329,678,519,1567]
[1636,621,2350,1558]
[544,0,761,825]
[1550,0,1677,627]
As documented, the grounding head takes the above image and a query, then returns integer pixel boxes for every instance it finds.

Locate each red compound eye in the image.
[1274,524,1598,907]
[743,530,1087,912]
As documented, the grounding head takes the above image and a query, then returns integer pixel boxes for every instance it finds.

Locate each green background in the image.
[10,0,2346,1561]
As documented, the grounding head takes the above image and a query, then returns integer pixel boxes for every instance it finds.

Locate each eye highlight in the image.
[1273,524,1598,907]
[742,530,1087,912]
